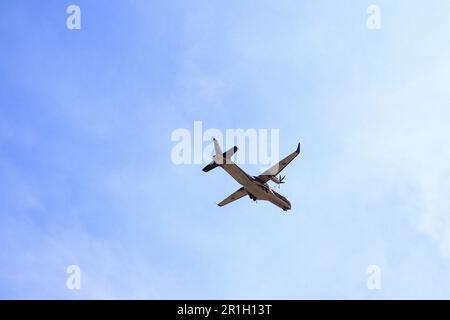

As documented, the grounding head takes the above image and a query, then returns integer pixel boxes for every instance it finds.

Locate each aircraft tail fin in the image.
[213,138,222,155]
[202,139,238,172]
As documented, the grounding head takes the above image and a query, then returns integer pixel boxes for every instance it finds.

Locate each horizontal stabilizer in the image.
[222,146,238,161]
[202,161,219,172]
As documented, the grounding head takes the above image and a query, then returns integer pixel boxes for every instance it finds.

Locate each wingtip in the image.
[296,142,301,154]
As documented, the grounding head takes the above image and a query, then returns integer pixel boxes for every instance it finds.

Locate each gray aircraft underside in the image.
[202,138,301,211]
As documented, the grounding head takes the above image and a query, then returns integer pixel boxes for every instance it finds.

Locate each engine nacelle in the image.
[269,175,285,184]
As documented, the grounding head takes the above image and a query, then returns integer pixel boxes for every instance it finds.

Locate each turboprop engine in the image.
[269,175,286,185]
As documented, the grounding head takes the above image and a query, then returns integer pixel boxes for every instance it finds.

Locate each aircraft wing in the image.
[257,143,300,183]
[217,187,248,207]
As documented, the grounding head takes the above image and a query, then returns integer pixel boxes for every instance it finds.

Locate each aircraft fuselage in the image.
[219,161,292,211]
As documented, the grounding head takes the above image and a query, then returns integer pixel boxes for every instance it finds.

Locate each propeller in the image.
[276,175,285,188]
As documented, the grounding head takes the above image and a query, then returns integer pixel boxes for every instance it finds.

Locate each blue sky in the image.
[1,0,450,299]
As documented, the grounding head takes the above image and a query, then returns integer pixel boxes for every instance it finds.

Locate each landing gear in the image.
[248,193,257,201]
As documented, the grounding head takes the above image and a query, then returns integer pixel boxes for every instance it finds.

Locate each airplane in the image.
[202,138,301,211]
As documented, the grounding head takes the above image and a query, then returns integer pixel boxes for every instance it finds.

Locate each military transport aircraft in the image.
[202,138,300,211]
